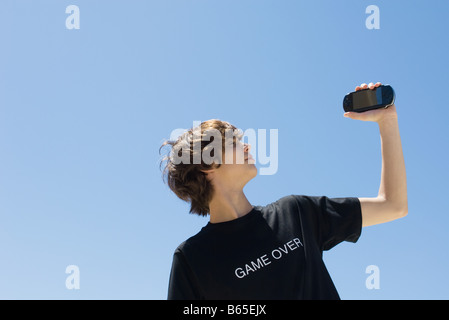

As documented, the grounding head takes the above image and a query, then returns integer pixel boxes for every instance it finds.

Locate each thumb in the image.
[343,111,364,120]
[343,108,381,122]
[343,112,356,119]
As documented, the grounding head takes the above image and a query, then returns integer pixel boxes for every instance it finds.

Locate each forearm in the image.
[377,116,408,213]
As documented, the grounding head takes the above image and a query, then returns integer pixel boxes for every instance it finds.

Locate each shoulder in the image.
[234,194,313,220]
[265,194,301,210]
[255,194,306,229]
[265,194,358,222]
[270,194,320,205]
[266,194,319,213]
[172,225,212,257]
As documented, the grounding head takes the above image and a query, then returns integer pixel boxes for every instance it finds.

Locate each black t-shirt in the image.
[167,194,362,300]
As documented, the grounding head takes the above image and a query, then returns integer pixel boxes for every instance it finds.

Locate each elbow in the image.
[385,198,408,220]
[398,207,408,219]
[380,195,408,220]
[396,201,408,219]
[389,206,407,223]
[401,197,409,217]
[402,203,409,217]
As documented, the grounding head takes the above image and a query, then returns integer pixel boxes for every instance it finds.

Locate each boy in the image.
[160,82,408,299]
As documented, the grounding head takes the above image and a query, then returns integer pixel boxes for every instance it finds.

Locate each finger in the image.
[355,86,362,91]
[361,83,368,89]
[368,82,375,89]
[375,82,382,87]
[344,111,362,120]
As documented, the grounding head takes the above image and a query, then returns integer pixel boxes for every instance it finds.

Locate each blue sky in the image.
[1,0,448,299]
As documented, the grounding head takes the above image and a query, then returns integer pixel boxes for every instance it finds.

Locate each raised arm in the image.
[344,82,408,227]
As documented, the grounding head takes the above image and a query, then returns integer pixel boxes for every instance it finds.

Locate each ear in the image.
[200,166,217,182]
[200,168,215,176]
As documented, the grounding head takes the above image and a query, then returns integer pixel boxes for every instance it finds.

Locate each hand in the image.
[343,82,398,124]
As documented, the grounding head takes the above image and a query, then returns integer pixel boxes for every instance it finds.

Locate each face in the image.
[206,139,257,190]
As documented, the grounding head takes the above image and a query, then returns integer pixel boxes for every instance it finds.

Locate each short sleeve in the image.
[294,195,362,251]
[167,247,202,300]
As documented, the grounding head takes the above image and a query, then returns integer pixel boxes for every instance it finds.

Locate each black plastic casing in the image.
[343,84,395,113]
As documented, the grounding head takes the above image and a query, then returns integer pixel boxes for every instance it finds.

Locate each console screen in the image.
[353,87,383,110]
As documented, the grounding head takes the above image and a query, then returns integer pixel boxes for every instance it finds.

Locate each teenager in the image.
[160,82,408,299]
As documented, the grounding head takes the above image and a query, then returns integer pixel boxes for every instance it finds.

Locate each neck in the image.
[208,186,253,224]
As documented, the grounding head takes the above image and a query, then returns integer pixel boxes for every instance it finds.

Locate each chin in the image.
[248,165,258,178]
[236,166,258,187]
